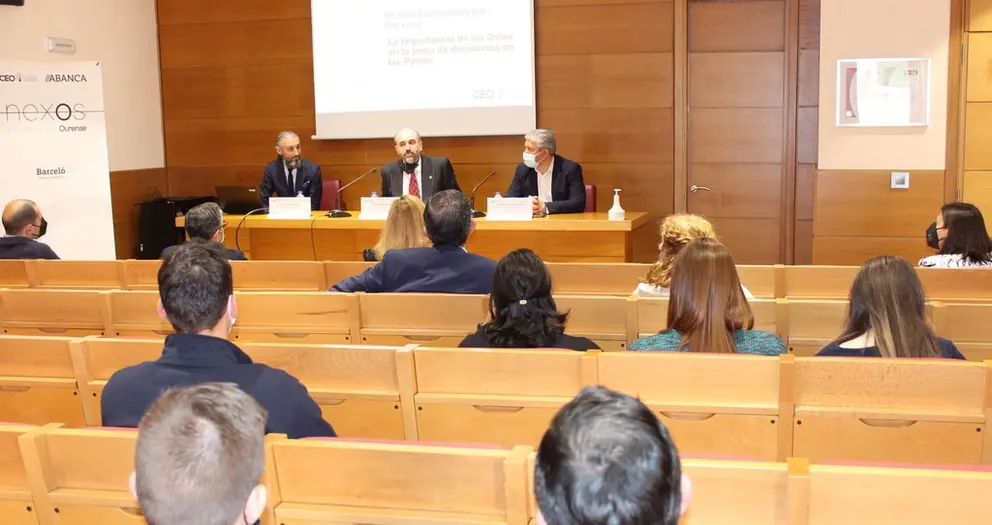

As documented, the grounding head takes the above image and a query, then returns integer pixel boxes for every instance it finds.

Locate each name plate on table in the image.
[486,197,533,221]
[268,197,311,219]
[359,197,399,220]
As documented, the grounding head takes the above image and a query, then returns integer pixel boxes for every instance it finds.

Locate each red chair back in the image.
[320,179,342,210]
[584,184,597,212]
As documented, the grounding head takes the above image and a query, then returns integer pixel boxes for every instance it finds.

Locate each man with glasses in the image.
[162,202,247,260]
[0,198,59,259]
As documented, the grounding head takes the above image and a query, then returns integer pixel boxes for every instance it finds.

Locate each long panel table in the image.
[177,212,655,262]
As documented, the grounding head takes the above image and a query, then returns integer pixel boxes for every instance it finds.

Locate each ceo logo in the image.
[0,74,21,83]
[473,90,495,99]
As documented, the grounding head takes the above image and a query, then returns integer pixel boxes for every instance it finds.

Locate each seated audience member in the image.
[630,238,785,355]
[459,249,599,351]
[101,239,335,438]
[634,213,754,299]
[162,202,247,260]
[920,202,992,268]
[130,383,268,525]
[363,195,430,262]
[534,386,691,525]
[817,255,964,359]
[332,190,496,293]
[506,129,586,215]
[0,199,58,259]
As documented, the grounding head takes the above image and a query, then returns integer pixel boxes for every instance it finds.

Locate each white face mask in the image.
[522,151,538,169]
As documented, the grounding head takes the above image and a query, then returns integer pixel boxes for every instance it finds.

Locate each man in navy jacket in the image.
[0,199,59,259]
[101,239,335,439]
[331,190,496,294]
[506,129,586,215]
[259,130,323,211]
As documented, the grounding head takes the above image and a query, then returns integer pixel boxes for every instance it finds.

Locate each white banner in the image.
[0,60,115,260]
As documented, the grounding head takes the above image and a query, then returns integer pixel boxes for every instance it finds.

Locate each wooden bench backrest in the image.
[231,260,326,291]
[117,260,159,290]
[233,291,359,344]
[782,266,855,299]
[736,265,778,298]
[0,336,82,427]
[0,261,30,288]
[792,357,990,464]
[682,458,790,525]
[0,424,39,525]
[413,347,596,447]
[18,427,140,524]
[358,293,487,346]
[103,290,172,338]
[634,298,779,340]
[554,295,628,351]
[932,302,992,361]
[270,439,530,525]
[0,289,105,337]
[323,261,375,289]
[919,267,992,302]
[547,262,648,295]
[29,260,120,290]
[806,464,992,524]
[783,300,848,356]
[242,342,416,440]
[69,338,163,426]
[599,352,789,460]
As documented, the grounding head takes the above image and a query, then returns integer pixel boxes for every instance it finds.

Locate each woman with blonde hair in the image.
[362,195,431,262]
[634,214,753,298]
[817,256,964,359]
[630,238,784,355]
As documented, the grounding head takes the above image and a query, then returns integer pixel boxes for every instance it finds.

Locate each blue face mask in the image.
[523,152,538,168]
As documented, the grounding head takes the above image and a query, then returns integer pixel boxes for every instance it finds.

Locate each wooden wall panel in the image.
[688,1,786,51]
[689,109,784,164]
[814,170,944,237]
[970,0,992,32]
[796,0,819,264]
[964,102,992,170]
[962,171,992,218]
[689,52,785,107]
[159,0,676,225]
[109,168,169,259]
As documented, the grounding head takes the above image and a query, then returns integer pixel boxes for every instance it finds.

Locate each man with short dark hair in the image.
[331,190,495,293]
[534,386,692,525]
[380,128,460,201]
[130,383,268,525]
[102,239,335,438]
[259,130,323,210]
[161,202,247,260]
[0,199,59,259]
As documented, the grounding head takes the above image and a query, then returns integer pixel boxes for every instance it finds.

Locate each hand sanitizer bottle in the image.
[371,191,378,198]
[608,189,625,221]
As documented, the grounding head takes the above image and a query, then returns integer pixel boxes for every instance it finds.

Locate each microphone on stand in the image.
[327,168,378,218]
[470,170,498,218]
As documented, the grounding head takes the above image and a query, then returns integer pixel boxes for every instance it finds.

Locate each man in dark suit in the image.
[161,202,247,260]
[101,240,336,439]
[506,129,587,215]
[331,190,495,293]
[0,199,59,259]
[259,131,323,210]
[380,128,460,201]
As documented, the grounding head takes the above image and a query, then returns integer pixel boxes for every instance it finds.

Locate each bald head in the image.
[393,128,423,166]
[2,199,41,236]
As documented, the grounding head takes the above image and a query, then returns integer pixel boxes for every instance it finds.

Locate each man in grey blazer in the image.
[380,128,461,200]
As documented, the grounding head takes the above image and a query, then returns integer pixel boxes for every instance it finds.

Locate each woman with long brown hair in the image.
[817,256,964,359]
[630,238,784,355]
[362,195,431,261]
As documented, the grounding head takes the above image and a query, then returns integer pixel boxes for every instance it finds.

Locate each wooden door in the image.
[685,0,790,264]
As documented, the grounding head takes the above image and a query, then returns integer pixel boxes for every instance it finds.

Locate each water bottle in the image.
[371,191,378,197]
[494,192,502,199]
[296,190,304,198]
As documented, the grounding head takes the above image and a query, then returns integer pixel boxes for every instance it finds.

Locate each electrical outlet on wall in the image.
[891,172,910,189]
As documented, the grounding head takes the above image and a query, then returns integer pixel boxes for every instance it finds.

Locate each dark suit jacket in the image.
[506,154,586,214]
[161,242,247,261]
[101,334,336,439]
[331,245,495,294]
[0,236,59,259]
[380,156,460,201]
[260,158,323,210]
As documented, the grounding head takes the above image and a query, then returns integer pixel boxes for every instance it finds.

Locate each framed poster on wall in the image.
[837,58,930,127]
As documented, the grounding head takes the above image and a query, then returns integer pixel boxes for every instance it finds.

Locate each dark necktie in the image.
[287,168,295,195]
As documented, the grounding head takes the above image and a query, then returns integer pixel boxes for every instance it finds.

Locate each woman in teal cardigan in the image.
[630,238,785,355]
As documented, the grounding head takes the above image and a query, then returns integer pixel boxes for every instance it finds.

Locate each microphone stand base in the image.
[471,210,487,218]
[326,210,352,218]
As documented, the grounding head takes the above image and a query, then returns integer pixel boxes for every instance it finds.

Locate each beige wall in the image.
[818,0,950,170]
[0,0,164,171]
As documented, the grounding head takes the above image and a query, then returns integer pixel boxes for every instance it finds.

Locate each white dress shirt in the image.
[401,162,423,197]
[536,157,554,203]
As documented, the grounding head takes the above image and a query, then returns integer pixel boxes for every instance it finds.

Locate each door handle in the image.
[689,185,711,193]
